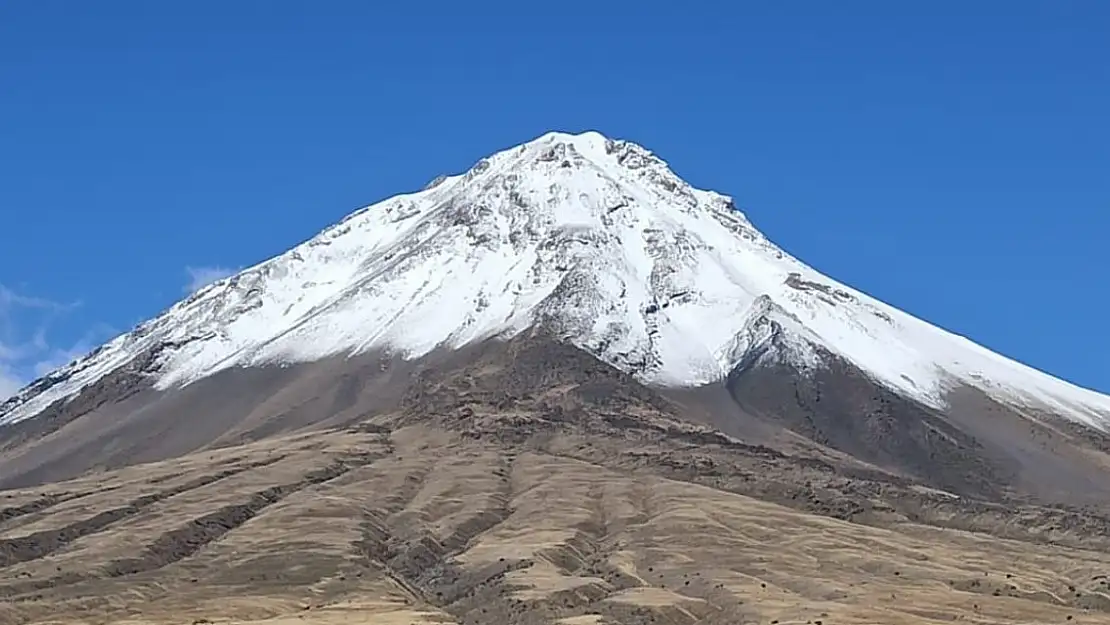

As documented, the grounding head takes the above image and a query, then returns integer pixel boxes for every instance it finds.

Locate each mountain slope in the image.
[6,329,1110,625]
[3,130,1108,432]
[6,130,1110,625]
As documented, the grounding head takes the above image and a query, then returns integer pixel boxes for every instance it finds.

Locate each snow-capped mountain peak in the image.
[3,130,1110,429]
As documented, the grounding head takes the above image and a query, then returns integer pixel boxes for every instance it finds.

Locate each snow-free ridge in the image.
[3,130,1109,428]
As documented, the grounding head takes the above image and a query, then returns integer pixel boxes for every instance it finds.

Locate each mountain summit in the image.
[4,130,1108,430]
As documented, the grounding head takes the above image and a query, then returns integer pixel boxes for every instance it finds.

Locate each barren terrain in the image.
[2,419,1108,625]
[4,336,1110,625]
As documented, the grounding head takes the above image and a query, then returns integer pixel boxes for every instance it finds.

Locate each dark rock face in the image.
[941,387,1110,506]
[0,330,671,489]
[725,344,1014,499]
[397,327,676,420]
[0,349,412,490]
[720,331,1110,508]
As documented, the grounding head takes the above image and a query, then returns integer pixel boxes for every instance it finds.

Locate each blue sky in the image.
[0,1,1107,397]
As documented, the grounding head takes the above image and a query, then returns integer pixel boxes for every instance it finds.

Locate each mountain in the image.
[6,131,1110,625]
[4,131,1110,497]
[4,131,1109,426]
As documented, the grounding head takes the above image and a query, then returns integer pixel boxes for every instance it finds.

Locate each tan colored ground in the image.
[1,423,1107,625]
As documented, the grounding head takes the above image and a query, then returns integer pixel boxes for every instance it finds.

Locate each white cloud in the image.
[0,365,22,401]
[0,285,95,401]
[0,335,27,400]
[184,265,236,294]
[0,285,70,312]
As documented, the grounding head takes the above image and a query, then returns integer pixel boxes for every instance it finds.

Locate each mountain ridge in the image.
[3,130,1109,431]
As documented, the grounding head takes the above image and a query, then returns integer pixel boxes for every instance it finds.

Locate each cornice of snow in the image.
[2,130,1109,429]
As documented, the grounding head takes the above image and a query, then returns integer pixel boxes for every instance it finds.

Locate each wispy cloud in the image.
[0,364,22,401]
[0,287,69,311]
[0,285,98,401]
[184,266,236,294]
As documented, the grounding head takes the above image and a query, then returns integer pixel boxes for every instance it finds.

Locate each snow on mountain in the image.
[2,130,1109,428]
